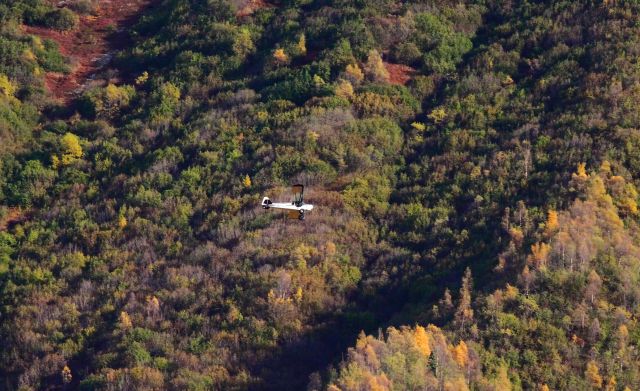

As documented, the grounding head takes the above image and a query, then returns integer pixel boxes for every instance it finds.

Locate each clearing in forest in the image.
[23,0,152,103]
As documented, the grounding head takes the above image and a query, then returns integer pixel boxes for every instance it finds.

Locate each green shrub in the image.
[44,8,78,31]
[35,39,68,72]
[21,4,49,26]
[393,42,422,66]
[68,0,95,15]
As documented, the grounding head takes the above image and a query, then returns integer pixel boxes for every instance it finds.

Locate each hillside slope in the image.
[1,0,640,390]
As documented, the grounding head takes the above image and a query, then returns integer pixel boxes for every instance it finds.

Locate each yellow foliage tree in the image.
[364,50,389,82]
[335,79,354,98]
[307,130,320,142]
[296,34,307,56]
[621,197,638,215]
[294,287,303,303]
[452,340,469,368]
[293,243,316,266]
[22,48,36,62]
[585,361,603,388]
[454,268,474,332]
[273,48,289,64]
[335,325,500,390]
[0,74,16,97]
[428,107,447,123]
[528,242,551,270]
[60,132,83,165]
[355,330,368,350]
[135,71,149,85]
[119,311,133,329]
[414,325,431,357]
[118,215,128,229]
[118,206,128,228]
[411,122,426,131]
[504,284,519,300]
[325,241,337,257]
[243,175,252,187]
[146,295,160,311]
[617,324,629,350]
[345,63,364,83]
[508,226,524,247]
[31,35,45,50]
[492,364,512,391]
[576,162,588,178]
[105,84,134,107]
[163,82,181,101]
[363,344,380,371]
[545,210,559,236]
[444,378,469,391]
[540,385,550,391]
[61,365,72,384]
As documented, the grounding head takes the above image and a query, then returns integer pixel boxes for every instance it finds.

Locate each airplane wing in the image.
[268,202,314,211]
[269,202,303,211]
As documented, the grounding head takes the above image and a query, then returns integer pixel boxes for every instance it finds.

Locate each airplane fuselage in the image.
[262,202,314,211]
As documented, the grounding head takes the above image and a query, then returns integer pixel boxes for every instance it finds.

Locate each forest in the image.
[1,0,640,389]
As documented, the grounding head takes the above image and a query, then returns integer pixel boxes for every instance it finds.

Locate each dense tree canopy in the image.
[2,0,640,389]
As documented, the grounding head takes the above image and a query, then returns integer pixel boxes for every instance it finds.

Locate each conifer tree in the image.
[585,361,602,388]
[545,210,559,236]
[455,268,474,333]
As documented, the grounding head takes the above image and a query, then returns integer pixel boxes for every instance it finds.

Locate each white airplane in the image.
[261,184,314,220]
